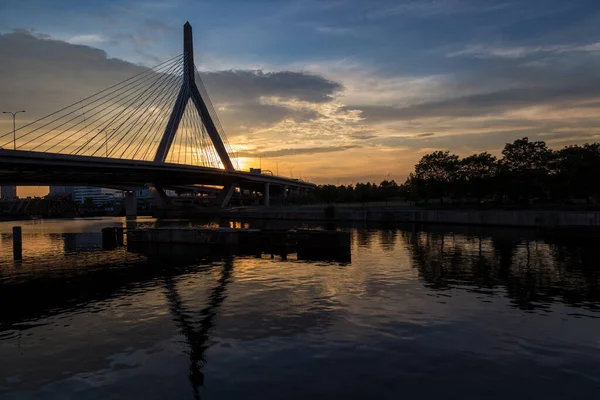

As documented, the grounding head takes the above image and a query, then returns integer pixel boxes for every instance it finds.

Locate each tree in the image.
[498,137,554,202]
[379,180,399,203]
[554,143,600,202]
[412,151,460,204]
[458,152,498,202]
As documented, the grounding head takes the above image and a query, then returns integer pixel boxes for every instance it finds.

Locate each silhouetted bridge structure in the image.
[0,22,314,212]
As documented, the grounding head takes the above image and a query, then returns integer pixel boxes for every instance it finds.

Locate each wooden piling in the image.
[13,226,22,261]
[115,225,125,246]
[102,227,117,249]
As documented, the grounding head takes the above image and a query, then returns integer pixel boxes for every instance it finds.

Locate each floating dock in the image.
[124,227,351,262]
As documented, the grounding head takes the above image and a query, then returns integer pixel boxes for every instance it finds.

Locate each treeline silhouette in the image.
[304,138,600,205]
[406,137,600,205]
[310,180,402,204]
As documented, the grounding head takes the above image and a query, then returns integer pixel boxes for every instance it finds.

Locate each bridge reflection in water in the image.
[1,219,600,398]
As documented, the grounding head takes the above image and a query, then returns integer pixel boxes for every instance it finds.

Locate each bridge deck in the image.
[0,149,314,191]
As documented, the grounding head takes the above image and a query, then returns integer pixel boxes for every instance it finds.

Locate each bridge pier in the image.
[125,191,137,219]
[264,183,270,207]
[215,182,236,208]
[147,184,171,209]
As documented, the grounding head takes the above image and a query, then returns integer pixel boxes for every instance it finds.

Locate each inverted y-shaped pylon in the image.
[154,22,234,171]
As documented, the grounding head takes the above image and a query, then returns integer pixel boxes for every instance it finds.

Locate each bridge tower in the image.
[154,22,235,171]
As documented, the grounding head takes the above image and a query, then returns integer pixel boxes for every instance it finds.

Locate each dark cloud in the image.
[0,30,148,119]
[198,70,342,134]
[417,132,435,137]
[353,48,600,127]
[201,70,342,104]
[360,57,600,122]
[217,102,319,129]
[360,82,600,121]
[0,30,341,137]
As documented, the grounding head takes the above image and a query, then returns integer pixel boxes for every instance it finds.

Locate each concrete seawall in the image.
[223,207,600,229]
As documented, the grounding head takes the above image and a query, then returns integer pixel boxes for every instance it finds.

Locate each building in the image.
[73,186,122,206]
[49,186,75,196]
[1,185,17,199]
[50,186,176,206]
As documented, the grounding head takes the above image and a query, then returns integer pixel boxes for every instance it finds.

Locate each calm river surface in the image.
[1,217,600,399]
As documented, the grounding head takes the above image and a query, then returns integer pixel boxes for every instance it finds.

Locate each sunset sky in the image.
[1,0,600,196]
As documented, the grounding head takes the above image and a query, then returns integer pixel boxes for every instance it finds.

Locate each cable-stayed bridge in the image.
[0,22,314,210]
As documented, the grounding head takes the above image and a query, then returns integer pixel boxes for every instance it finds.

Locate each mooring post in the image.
[125,191,137,220]
[12,226,22,261]
[115,224,125,246]
[102,227,117,250]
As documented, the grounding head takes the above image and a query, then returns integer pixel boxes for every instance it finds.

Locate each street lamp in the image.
[2,110,25,150]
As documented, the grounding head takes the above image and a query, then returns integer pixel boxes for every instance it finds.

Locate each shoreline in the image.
[209,206,600,230]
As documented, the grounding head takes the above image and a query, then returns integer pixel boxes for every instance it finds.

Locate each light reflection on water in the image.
[1,217,600,399]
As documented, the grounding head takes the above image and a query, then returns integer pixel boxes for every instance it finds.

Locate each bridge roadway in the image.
[0,149,315,194]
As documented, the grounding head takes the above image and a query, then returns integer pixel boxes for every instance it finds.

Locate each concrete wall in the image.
[225,207,600,228]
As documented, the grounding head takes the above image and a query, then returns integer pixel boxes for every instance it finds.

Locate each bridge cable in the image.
[0,54,183,142]
[100,63,183,159]
[25,56,184,152]
[4,55,183,148]
[109,63,185,159]
[85,60,184,158]
[70,60,184,157]
[129,74,183,160]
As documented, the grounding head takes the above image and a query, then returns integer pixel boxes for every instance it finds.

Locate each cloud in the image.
[448,42,600,59]
[3,11,600,187]
[0,29,349,156]
[237,145,360,158]
[359,82,600,121]
[108,32,161,64]
[199,69,342,135]
[365,0,512,19]
[201,70,342,104]
[315,26,353,36]
[67,34,107,45]
[366,0,460,19]
[0,30,148,120]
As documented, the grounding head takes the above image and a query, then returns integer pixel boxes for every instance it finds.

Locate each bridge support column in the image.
[125,191,137,219]
[146,184,171,209]
[264,183,270,207]
[215,182,236,208]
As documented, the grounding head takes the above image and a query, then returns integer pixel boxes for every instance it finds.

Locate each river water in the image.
[1,217,599,399]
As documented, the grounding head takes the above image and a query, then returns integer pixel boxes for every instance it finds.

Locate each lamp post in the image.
[2,110,25,150]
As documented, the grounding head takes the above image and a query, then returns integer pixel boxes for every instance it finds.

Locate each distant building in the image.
[135,188,152,197]
[49,186,75,196]
[1,185,17,199]
[73,186,122,206]
[135,188,177,198]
